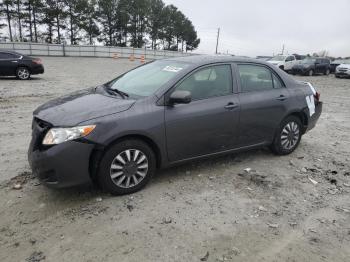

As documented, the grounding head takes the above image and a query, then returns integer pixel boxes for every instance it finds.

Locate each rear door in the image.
[235,63,290,146]
[164,64,240,162]
[0,52,20,76]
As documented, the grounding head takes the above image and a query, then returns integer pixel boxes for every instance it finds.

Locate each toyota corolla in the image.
[28,56,322,195]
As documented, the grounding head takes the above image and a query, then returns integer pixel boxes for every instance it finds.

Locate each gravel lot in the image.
[0,57,349,262]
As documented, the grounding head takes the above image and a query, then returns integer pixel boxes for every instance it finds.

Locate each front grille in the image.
[338,68,348,72]
[31,117,52,151]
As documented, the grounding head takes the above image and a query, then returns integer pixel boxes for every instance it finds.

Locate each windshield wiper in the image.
[104,85,129,99]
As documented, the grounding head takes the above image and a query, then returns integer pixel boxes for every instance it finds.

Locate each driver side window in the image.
[175,65,232,101]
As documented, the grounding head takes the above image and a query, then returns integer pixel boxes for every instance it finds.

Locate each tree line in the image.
[0,0,200,51]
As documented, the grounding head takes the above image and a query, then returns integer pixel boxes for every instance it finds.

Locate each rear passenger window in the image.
[238,64,274,92]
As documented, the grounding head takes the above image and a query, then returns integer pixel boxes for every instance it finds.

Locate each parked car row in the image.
[266,55,350,78]
[1,49,349,81]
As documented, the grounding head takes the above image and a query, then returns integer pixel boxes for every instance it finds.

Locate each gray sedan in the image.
[28,55,322,195]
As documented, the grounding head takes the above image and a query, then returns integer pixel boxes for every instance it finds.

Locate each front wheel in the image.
[97,139,156,195]
[324,69,330,75]
[308,70,314,76]
[270,116,302,155]
[16,67,31,80]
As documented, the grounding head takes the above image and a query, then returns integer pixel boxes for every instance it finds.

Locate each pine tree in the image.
[0,0,200,50]
[97,0,118,46]
[80,0,99,45]
[2,0,14,41]
[147,0,163,49]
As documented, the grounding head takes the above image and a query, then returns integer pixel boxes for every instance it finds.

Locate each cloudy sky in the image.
[164,0,350,57]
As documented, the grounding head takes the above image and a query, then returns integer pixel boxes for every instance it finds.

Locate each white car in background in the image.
[268,55,299,72]
[335,61,350,78]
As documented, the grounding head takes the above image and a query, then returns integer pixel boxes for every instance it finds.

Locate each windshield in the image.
[332,60,344,64]
[301,58,316,64]
[107,60,189,98]
[269,55,286,61]
[340,59,350,64]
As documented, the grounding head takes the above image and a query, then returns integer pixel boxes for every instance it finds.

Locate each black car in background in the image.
[0,50,44,80]
[292,58,330,76]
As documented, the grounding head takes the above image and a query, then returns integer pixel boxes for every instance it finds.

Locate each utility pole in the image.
[281,44,285,55]
[215,28,220,54]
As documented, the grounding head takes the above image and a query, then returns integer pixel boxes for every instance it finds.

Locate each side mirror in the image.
[168,90,191,105]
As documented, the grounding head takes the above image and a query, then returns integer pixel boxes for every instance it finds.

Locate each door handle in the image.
[276,95,287,101]
[11,61,18,63]
[224,102,238,110]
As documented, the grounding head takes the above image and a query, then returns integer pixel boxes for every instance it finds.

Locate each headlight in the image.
[42,125,96,145]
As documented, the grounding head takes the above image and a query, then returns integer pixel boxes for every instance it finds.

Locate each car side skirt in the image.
[165,141,269,167]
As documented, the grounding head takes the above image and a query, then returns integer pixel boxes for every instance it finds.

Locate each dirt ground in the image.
[0,57,349,262]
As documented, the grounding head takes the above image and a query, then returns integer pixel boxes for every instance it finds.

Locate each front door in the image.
[165,64,240,162]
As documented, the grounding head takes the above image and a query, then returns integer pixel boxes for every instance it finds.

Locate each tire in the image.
[335,75,340,78]
[16,67,31,80]
[97,139,156,195]
[270,116,302,155]
[324,69,330,75]
[308,70,314,76]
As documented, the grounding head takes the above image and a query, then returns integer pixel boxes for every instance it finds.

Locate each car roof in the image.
[164,55,270,66]
[0,50,23,56]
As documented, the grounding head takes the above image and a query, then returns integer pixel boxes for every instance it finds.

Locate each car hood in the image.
[33,87,136,126]
[337,64,350,69]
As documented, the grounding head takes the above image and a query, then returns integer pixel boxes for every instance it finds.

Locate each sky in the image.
[164,0,350,57]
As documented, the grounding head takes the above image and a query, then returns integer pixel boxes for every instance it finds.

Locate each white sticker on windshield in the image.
[162,66,183,73]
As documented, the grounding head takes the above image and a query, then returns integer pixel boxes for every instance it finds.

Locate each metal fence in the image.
[0,42,194,60]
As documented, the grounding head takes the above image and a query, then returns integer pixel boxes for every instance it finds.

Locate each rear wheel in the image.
[270,116,302,155]
[16,67,30,80]
[97,139,156,195]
